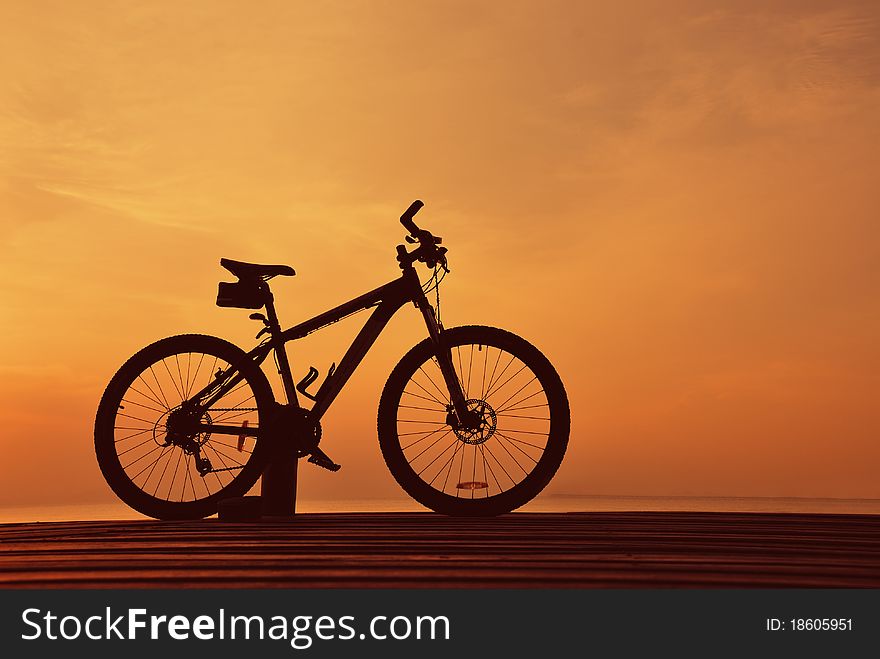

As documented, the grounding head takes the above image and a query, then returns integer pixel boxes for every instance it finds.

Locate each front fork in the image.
[415,295,472,424]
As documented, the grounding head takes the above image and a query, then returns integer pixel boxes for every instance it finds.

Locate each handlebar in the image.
[400,199,424,235]
[396,200,449,272]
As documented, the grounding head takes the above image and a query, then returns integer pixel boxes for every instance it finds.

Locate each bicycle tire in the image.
[378,325,570,516]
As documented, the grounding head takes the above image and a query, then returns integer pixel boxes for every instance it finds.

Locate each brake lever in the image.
[438,247,450,273]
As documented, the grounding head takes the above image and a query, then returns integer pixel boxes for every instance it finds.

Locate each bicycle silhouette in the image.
[95,201,570,519]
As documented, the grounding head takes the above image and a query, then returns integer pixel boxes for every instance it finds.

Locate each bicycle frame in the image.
[189,263,469,439]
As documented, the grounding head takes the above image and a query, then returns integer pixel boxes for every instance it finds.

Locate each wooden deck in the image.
[1,512,878,588]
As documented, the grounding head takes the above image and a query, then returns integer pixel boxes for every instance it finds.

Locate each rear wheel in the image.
[378,326,570,516]
[94,334,274,520]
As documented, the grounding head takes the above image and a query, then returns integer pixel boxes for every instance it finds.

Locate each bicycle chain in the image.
[206,465,243,473]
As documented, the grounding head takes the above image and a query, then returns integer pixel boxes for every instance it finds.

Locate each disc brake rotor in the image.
[451,398,497,445]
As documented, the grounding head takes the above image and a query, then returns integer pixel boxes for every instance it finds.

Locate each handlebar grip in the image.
[400,200,424,234]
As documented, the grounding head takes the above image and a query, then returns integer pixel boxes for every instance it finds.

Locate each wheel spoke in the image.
[457,440,466,493]
[147,366,171,409]
[493,376,538,412]
[455,347,466,396]
[120,397,166,415]
[479,444,502,493]
[492,433,529,474]
[409,429,454,464]
[423,438,463,482]
[481,347,503,400]
[480,346,489,402]
[123,444,166,473]
[141,445,170,492]
[470,444,479,499]
[408,378,447,406]
[495,428,549,437]
[402,425,450,451]
[135,375,168,411]
[183,353,193,398]
[439,440,466,492]
[117,411,156,425]
[494,430,547,451]
[398,419,448,425]
[187,352,206,398]
[152,447,175,497]
[496,389,546,414]
[417,365,450,405]
[117,436,157,458]
[496,412,550,421]
[182,453,194,502]
[485,363,528,403]
[465,344,474,397]
[126,444,165,479]
[500,402,549,413]
[161,358,185,402]
[164,449,181,500]
[174,354,186,402]
[482,442,516,485]
[402,389,446,406]
[114,426,157,443]
[399,403,446,412]
[206,356,219,391]
[495,431,541,464]
[482,352,516,401]
[398,425,451,438]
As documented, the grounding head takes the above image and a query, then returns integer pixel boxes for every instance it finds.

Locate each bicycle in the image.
[94,201,570,519]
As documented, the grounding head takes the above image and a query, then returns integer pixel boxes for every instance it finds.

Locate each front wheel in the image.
[378,326,570,516]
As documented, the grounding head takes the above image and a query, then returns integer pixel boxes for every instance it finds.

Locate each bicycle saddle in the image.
[220,258,295,279]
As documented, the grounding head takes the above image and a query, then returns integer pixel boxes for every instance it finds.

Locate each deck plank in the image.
[1,512,878,588]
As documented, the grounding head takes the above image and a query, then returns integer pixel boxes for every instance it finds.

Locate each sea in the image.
[1,495,878,524]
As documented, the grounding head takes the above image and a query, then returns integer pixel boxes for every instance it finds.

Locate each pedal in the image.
[307,448,341,472]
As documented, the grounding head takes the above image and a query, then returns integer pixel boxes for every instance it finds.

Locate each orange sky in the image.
[1,0,878,510]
